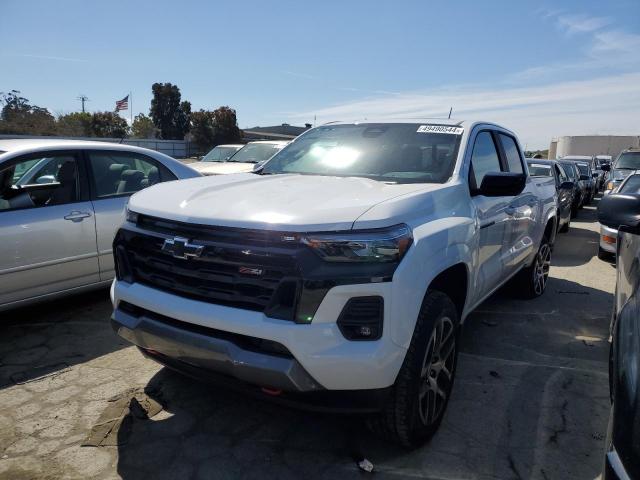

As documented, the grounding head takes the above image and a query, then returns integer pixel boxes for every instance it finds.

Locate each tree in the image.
[190,106,242,152]
[0,90,56,135]
[131,113,157,138]
[149,83,191,139]
[212,106,241,144]
[56,112,92,136]
[89,111,129,138]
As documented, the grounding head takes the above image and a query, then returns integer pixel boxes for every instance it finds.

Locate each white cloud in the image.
[288,73,640,149]
[556,14,611,35]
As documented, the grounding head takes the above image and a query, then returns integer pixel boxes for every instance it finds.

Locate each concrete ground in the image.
[0,203,614,480]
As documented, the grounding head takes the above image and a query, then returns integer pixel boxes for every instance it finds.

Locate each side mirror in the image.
[579,174,590,181]
[592,173,599,178]
[598,193,640,232]
[601,164,611,172]
[559,180,574,190]
[478,172,526,197]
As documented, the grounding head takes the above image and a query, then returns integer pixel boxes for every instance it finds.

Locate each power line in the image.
[76,94,89,113]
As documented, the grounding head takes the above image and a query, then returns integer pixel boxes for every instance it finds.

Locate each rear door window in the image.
[86,151,176,198]
[498,134,523,174]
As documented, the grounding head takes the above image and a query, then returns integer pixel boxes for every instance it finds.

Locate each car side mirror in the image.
[601,164,611,172]
[478,172,526,197]
[559,180,574,190]
[592,173,599,178]
[579,174,590,181]
[598,193,640,232]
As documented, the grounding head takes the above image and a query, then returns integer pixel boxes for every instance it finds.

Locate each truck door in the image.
[469,131,514,304]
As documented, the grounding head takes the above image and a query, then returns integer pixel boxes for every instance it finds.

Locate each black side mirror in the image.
[592,173,599,178]
[478,172,526,197]
[598,193,640,232]
[601,164,611,172]
[559,180,574,190]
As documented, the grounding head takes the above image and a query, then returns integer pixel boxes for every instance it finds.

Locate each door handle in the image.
[64,211,92,222]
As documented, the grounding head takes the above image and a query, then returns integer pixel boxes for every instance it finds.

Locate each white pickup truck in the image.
[111,120,557,446]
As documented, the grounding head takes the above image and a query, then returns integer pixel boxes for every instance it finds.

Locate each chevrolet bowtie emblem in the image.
[161,237,204,260]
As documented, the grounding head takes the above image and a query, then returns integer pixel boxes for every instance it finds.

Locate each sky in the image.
[1,0,639,149]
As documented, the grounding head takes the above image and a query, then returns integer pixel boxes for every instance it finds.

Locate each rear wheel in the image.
[368,291,458,448]
[513,236,551,299]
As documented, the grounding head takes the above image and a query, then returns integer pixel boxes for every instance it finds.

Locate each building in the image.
[242,123,311,142]
[549,135,640,160]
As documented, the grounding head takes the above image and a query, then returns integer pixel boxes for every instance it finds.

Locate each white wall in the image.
[552,135,639,160]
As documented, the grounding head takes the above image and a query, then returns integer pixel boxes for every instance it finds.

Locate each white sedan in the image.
[190,140,288,175]
[0,139,200,311]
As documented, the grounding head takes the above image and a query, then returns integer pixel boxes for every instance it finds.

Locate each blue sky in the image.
[1,0,639,148]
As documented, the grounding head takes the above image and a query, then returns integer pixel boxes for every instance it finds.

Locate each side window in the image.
[86,151,176,198]
[498,134,523,174]
[470,131,502,188]
[0,154,80,211]
[556,164,568,182]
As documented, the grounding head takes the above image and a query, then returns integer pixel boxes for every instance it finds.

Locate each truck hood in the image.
[128,173,442,231]
[189,162,255,175]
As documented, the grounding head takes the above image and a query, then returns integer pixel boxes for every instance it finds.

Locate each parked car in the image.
[575,161,597,204]
[597,192,640,480]
[111,120,558,446]
[0,139,200,311]
[593,155,612,191]
[605,148,640,195]
[189,144,243,175]
[598,171,640,259]
[190,140,288,175]
[558,160,584,217]
[526,159,573,233]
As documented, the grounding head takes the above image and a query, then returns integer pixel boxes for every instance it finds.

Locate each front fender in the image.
[389,217,474,349]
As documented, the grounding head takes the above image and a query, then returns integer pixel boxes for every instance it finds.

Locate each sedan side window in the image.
[0,155,79,211]
[86,151,176,198]
[470,131,502,188]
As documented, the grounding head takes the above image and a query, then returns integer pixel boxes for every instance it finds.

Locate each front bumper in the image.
[600,224,618,253]
[111,279,407,391]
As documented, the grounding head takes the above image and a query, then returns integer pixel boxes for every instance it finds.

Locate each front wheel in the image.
[368,291,458,448]
[513,237,551,299]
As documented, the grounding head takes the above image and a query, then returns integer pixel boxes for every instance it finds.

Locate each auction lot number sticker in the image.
[417,125,464,135]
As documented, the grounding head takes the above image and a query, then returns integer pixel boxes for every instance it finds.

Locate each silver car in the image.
[0,139,200,311]
[598,170,640,259]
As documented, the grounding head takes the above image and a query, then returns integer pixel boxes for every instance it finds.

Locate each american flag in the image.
[115,95,129,111]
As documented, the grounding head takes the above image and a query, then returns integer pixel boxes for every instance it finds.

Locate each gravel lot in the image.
[0,202,613,480]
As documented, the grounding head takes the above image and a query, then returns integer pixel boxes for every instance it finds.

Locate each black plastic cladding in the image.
[113,215,400,323]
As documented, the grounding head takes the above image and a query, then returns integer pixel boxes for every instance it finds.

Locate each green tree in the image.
[89,111,129,138]
[149,83,191,139]
[131,113,157,138]
[0,90,56,135]
[56,112,92,136]
[212,106,241,144]
[190,110,216,151]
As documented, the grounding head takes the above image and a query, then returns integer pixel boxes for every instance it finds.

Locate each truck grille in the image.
[114,216,302,315]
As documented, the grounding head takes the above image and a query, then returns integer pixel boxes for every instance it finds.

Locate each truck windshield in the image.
[260,123,462,183]
[615,152,640,170]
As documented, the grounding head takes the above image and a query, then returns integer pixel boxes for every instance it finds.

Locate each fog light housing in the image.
[337,296,383,341]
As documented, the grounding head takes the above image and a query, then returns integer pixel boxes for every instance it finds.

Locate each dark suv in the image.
[605,148,640,194]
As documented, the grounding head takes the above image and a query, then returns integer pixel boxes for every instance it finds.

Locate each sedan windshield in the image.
[261,123,462,183]
[619,174,640,194]
[527,162,552,177]
[615,151,640,170]
[202,146,240,162]
[229,143,284,163]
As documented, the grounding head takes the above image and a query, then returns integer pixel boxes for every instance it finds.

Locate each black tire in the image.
[368,290,458,448]
[559,220,570,233]
[598,247,613,261]
[512,236,551,299]
[571,202,578,218]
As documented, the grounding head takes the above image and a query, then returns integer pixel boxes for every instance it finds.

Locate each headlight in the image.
[301,224,413,263]
[606,181,615,191]
[125,206,139,224]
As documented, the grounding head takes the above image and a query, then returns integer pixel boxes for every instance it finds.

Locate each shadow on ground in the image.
[0,288,124,389]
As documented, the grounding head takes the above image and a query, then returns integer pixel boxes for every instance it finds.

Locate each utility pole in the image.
[77,95,89,113]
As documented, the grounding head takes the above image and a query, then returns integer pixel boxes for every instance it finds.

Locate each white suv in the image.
[111,120,557,446]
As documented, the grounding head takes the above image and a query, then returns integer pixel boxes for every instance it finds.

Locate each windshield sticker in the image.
[417,125,464,135]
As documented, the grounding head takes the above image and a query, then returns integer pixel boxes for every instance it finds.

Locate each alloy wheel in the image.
[418,316,456,426]
[533,243,551,295]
